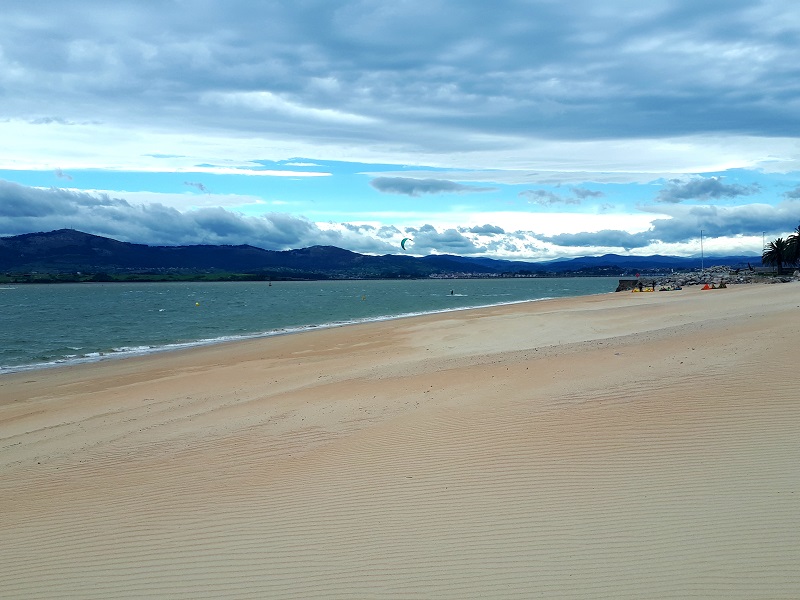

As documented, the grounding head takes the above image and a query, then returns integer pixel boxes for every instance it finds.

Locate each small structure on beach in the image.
[615,278,639,292]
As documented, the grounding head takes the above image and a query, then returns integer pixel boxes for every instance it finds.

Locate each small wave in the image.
[111,345,155,354]
[0,296,561,375]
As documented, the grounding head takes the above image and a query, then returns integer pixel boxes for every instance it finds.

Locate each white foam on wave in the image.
[2,294,597,375]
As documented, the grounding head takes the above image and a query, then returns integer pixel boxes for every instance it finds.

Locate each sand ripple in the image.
[2,284,799,598]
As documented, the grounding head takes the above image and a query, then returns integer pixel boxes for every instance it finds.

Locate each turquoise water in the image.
[0,277,616,373]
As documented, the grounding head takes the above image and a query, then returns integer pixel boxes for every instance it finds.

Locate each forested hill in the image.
[0,229,759,281]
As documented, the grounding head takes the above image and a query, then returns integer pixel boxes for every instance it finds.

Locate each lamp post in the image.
[700,229,704,272]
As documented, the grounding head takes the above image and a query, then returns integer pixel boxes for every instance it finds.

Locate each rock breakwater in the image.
[615,266,800,292]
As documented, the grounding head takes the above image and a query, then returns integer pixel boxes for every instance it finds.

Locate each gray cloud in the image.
[370,177,495,197]
[376,225,402,239]
[0,181,120,218]
[571,187,604,200]
[520,189,582,206]
[466,224,505,235]
[30,117,76,125]
[184,181,209,193]
[403,224,435,235]
[783,186,800,199]
[338,223,407,251]
[3,179,797,260]
[540,200,800,251]
[0,179,394,252]
[544,201,800,251]
[655,177,760,203]
[483,238,542,255]
[5,0,797,151]
[0,0,800,223]
[644,201,800,243]
[399,224,483,254]
[341,223,374,233]
[545,230,652,250]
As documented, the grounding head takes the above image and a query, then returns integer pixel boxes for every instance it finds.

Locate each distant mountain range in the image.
[0,229,761,280]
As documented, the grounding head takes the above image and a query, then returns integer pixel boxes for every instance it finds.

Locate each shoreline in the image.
[0,291,579,376]
[2,282,799,598]
[6,273,791,376]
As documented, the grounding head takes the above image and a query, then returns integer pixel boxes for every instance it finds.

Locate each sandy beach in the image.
[1,283,799,599]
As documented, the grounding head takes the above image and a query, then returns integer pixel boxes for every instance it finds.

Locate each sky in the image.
[2,0,800,261]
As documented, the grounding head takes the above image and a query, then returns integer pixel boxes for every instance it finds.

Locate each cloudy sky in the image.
[2,0,800,260]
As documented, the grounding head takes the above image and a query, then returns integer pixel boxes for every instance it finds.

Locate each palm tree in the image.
[787,224,800,266]
[762,237,790,275]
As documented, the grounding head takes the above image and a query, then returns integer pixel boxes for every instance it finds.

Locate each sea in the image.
[0,277,617,374]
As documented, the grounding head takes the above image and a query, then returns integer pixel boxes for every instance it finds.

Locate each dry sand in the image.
[1,283,799,599]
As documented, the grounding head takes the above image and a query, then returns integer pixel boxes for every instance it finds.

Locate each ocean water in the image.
[0,277,616,373]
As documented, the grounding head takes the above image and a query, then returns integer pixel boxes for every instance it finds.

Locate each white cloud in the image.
[3,114,799,180]
[202,91,378,125]
[74,189,288,212]
[0,120,331,175]
[2,1,800,261]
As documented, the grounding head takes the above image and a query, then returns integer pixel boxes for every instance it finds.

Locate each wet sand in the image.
[2,283,799,598]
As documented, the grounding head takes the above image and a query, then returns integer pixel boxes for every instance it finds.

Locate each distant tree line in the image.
[762,223,800,275]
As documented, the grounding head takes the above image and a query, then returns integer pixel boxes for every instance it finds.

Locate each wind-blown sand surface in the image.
[2,283,799,599]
